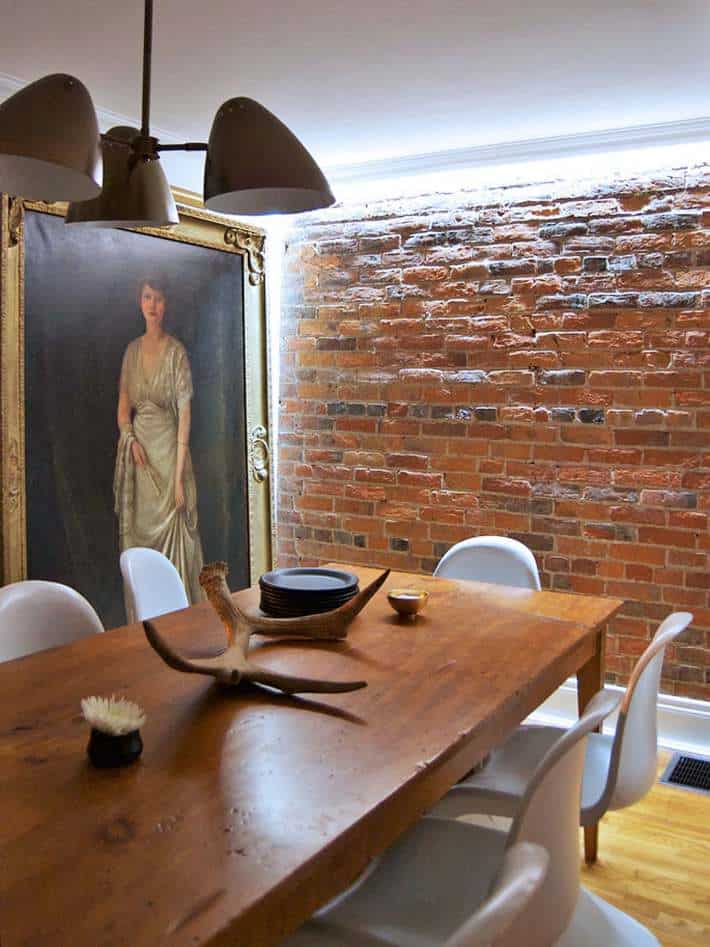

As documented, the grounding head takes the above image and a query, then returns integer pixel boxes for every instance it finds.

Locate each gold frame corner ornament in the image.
[224,228,265,285]
[0,194,272,589]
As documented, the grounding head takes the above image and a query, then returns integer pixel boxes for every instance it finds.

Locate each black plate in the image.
[259,568,359,595]
[259,591,355,618]
[260,592,355,607]
[259,585,355,601]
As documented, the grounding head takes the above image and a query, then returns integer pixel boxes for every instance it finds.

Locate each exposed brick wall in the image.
[278,166,710,700]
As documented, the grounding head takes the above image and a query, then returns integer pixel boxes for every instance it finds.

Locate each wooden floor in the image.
[582,753,710,947]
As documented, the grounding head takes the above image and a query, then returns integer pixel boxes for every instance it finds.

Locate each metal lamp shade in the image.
[203,97,335,215]
[0,74,102,202]
[65,126,178,228]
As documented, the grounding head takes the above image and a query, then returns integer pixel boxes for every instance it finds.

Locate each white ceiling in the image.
[2,0,709,194]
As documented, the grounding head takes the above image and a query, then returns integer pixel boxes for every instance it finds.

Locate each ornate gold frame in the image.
[0,193,272,588]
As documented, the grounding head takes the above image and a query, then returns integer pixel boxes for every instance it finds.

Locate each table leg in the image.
[576,626,606,865]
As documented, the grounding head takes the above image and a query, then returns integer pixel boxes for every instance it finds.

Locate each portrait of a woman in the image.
[113,276,205,605]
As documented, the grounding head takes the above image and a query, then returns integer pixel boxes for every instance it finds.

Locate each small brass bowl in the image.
[387,587,429,618]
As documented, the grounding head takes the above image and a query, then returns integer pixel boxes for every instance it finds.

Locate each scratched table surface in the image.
[0,565,621,946]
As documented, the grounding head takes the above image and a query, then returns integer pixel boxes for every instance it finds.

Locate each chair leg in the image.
[584,824,598,864]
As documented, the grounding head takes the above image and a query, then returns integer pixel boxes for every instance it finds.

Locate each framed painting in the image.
[0,194,273,630]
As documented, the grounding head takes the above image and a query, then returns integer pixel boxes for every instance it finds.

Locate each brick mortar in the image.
[278,164,710,701]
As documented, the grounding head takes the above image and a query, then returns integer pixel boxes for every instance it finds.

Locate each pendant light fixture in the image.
[0,0,335,225]
[0,73,102,202]
[65,125,178,227]
[203,98,335,215]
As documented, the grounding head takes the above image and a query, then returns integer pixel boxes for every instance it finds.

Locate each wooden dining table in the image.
[0,564,622,947]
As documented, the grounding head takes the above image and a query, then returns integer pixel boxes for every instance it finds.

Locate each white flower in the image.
[81,695,146,736]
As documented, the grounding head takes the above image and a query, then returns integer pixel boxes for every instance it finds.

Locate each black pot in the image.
[87,728,143,769]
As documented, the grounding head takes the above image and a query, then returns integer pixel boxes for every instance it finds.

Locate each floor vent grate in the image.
[660,752,710,794]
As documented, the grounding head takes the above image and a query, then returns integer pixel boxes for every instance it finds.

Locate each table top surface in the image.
[0,565,622,947]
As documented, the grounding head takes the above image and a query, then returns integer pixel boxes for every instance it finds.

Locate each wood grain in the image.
[583,753,710,947]
[0,566,621,946]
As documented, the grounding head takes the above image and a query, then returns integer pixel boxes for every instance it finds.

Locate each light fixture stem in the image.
[141,0,153,137]
[156,142,209,152]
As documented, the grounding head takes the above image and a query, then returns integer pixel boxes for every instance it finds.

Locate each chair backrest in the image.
[0,580,104,662]
[598,611,693,814]
[120,547,189,622]
[434,536,541,591]
[445,842,549,947]
[497,689,620,947]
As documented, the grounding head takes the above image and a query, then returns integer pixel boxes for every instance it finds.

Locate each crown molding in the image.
[326,116,710,185]
[0,71,185,145]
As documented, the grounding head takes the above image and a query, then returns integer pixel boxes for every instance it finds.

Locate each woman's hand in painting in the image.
[175,479,186,511]
[131,440,148,467]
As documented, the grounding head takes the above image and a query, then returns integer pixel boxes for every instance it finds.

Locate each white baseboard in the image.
[528,679,710,756]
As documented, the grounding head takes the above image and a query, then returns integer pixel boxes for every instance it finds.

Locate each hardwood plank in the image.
[0,566,621,946]
[583,754,710,947]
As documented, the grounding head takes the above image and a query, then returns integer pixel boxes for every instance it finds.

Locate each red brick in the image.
[615,429,670,446]
[403,265,449,282]
[558,467,611,485]
[686,572,710,588]
[589,370,642,387]
[654,568,685,586]
[419,506,466,525]
[445,472,483,491]
[669,511,708,529]
[668,549,707,568]
[342,515,383,534]
[534,445,586,463]
[375,500,419,520]
[343,451,386,466]
[385,519,430,540]
[589,448,643,465]
[354,467,396,484]
[398,470,443,488]
[663,587,708,607]
[610,505,665,526]
[597,560,626,579]
[608,543,666,565]
[562,427,613,445]
[295,495,333,512]
[569,576,606,595]
[638,526,698,548]
[385,452,429,469]
[491,443,533,460]
[617,636,650,657]
[644,449,700,467]
[335,416,378,433]
[482,478,532,496]
[344,484,387,501]
[614,468,683,488]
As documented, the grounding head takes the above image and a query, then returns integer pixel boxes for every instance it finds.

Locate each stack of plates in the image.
[259,568,359,617]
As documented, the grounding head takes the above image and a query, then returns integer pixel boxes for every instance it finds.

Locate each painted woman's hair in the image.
[137,275,169,307]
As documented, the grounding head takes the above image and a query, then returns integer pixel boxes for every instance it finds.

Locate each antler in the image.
[202,561,390,640]
[142,563,389,695]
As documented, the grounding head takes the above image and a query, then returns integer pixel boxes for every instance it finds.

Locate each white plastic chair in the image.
[282,843,549,947]
[120,547,188,622]
[0,579,104,662]
[434,536,541,591]
[428,612,693,859]
[280,690,660,947]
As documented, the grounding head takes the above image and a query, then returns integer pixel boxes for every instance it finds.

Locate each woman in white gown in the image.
[113,277,205,605]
